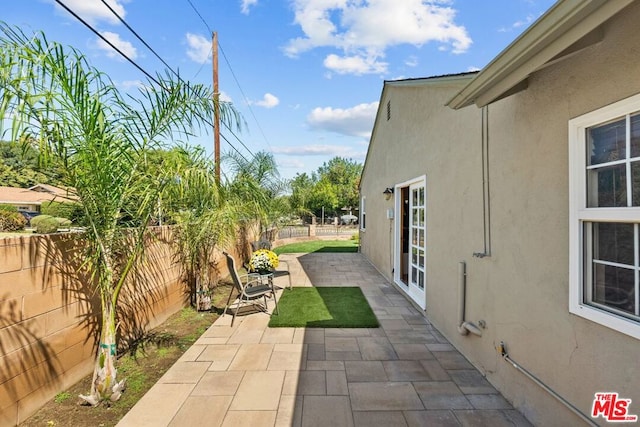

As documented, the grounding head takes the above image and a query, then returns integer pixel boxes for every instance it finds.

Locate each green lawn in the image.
[268,287,379,328]
[273,239,358,254]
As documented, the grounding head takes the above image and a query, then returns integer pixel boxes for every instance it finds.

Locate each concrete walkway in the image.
[117,253,532,427]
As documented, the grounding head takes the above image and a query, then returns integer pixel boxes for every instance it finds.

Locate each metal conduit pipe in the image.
[498,342,598,427]
[458,261,482,336]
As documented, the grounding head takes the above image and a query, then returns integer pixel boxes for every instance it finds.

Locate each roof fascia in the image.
[447,0,634,110]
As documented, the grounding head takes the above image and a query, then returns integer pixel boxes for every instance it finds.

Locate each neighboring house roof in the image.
[28,183,77,200]
[0,184,77,206]
[448,0,635,109]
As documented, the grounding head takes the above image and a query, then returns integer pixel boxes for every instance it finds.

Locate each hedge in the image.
[0,210,27,231]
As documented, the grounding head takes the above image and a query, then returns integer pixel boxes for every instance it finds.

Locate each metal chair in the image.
[222,251,278,326]
[250,240,292,290]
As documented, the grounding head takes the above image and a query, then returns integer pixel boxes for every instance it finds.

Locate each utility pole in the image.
[212,31,220,183]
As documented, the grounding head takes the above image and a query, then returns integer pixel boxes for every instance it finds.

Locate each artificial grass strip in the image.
[268,287,379,328]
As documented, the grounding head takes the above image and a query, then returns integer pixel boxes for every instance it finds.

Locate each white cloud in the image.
[324,54,387,75]
[251,93,280,108]
[119,79,144,90]
[241,0,258,14]
[405,55,419,67]
[97,31,137,59]
[285,0,471,75]
[467,65,481,72]
[499,13,536,32]
[55,0,127,25]
[307,102,379,138]
[220,91,233,103]
[273,144,356,156]
[186,33,211,64]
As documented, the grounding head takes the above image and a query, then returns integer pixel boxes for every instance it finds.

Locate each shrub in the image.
[32,216,70,234]
[0,210,27,231]
[0,204,18,212]
[30,214,53,228]
[40,201,83,223]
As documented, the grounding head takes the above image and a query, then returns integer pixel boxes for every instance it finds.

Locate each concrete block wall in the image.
[0,226,185,426]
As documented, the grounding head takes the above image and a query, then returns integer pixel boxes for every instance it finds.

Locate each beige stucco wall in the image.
[0,227,186,426]
[361,3,640,426]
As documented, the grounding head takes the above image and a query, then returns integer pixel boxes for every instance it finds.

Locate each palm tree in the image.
[225,150,289,243]
[163,146,242,310]
[0,24,239,405]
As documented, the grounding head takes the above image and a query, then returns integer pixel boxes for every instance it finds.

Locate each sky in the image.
[3,0,557,180]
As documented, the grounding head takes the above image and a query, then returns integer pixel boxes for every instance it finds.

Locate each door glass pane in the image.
[593,222,634,265]
[587,164,627,207]
[418,270,424,289]
[419,187,424,205]
[419,249,425,267]
[419,208,424,225]
[592,263,635,315]
[588,118,625,166]
[411,266,417,284]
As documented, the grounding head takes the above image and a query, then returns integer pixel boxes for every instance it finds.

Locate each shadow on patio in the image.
[116,252,532,427]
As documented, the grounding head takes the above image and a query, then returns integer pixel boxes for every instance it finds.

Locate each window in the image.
[360,196,366,230]
[569,93,640,339]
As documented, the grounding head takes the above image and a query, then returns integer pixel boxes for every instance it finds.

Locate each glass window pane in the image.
[631,114,640,158]
[587,164,627,207]
[593,223,634,265]
[419,249,424,267]
[411,267,417,284]
[588,118,626,166]
[633,161,640,206]
[419,208,424,225]
[591,263,635,315]
[419,188,424,205]
[418,270,424,289]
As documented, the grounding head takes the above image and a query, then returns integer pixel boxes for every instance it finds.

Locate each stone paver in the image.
[117,252,532,427]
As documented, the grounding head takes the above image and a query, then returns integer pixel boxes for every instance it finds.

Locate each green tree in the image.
[225,150,288,241]
[288,157,362,219]
[0,140,62,187]
[316,157,362,212]
[0,24,239,405]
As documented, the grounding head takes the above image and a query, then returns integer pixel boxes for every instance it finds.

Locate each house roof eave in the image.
[447,0,634,110]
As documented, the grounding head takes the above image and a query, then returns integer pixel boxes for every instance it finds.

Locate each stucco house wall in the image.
[360,2,640,426]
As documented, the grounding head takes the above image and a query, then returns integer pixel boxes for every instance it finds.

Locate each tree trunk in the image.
[79,299,125,405]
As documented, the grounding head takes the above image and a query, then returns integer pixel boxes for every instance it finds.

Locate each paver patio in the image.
[117,253,532,427]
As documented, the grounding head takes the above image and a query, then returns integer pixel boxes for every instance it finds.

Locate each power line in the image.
[54,0,252,162]
[53,0,161,87]
[185,0,274,152]
[96,0,255,160]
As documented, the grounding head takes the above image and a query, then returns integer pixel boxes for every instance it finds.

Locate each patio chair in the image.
[250,240,292,290]
[222,251,278,326]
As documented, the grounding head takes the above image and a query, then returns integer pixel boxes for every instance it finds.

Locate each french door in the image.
[395,177,426,309]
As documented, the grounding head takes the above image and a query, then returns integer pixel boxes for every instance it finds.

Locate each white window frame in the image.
[360,196,366,231]
[569,93,640,340]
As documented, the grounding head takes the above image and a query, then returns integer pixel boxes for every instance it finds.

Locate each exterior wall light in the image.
[383,187,394,200]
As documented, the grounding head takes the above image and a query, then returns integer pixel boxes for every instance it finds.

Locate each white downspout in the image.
[458,261,483,336]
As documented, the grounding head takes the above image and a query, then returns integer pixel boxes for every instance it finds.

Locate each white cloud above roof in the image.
[97,31,137,60]
[251,93,280,108]
[307,102,378,138]
[186,33,211,64]
[241,0,258,14]
[285,0,471,75]
[57,0,127,25]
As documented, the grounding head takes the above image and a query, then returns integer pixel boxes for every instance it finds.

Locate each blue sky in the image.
[4,0,556,179]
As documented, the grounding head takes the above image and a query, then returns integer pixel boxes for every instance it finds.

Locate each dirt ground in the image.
[20,283,236,427]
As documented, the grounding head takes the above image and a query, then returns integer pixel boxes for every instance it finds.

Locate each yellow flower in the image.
[249,249,279,271]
